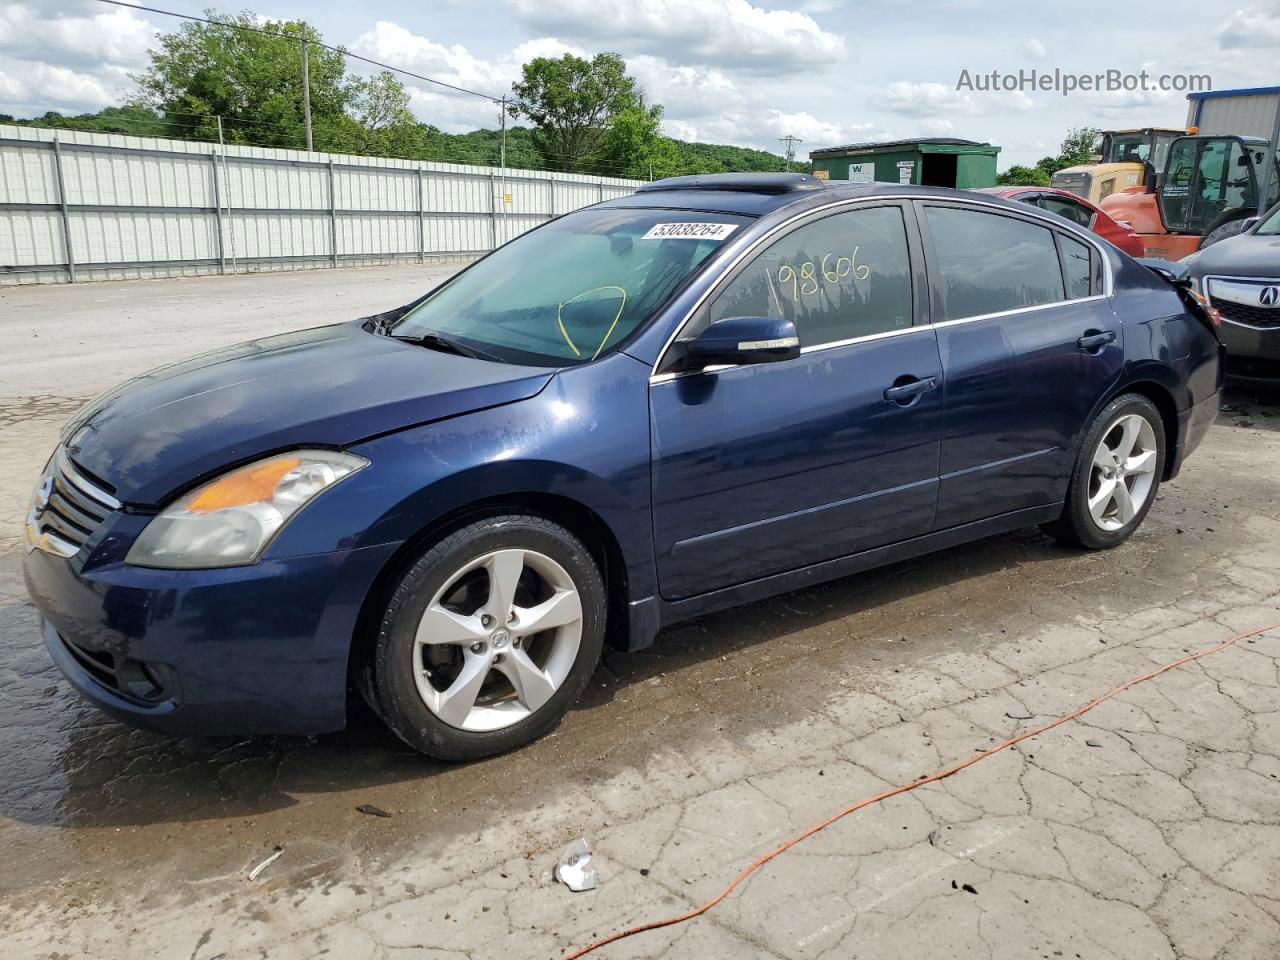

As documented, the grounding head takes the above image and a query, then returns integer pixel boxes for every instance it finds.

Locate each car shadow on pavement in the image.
[0,525,1077,832]
[1219,382,1280,432]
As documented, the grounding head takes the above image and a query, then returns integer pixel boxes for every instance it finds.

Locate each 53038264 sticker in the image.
[641,222,739,241]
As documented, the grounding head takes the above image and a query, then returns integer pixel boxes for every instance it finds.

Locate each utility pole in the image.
[217,116,238,274]
[301,25,313,152]
[779,135,801,172]
[498,96,508,224]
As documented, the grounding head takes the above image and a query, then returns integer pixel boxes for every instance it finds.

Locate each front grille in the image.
[31,450,120,558]
[1207,277,1280,330]
[1215,299,1280,328]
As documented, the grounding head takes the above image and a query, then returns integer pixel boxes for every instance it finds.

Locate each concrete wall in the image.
[0,125,643,285]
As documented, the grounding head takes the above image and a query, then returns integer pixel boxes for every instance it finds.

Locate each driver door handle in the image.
[883,376,938,404]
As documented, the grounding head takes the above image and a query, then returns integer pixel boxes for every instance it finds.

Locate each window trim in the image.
[649,194,1113,383]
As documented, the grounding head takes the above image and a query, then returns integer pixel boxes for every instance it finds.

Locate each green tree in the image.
[131,10,350,149]
[996,163,1050,186]
[509,52,641,170]
[1059,126,1102,165]
[336,71,422,156]
[589,100,677,179]
[998,126,1102,186]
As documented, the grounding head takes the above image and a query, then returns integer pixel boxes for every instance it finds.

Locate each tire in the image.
[1197,209,1252,250]
[1042,394,1165,550]
[364,514,606,761]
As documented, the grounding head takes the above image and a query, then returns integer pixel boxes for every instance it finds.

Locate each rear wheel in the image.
[364,515,606,760]
[1043,394,1165,549]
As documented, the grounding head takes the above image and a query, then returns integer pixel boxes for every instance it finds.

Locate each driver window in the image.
[708,206,913,348]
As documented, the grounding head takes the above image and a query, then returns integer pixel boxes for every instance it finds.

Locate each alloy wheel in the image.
[412,548,583,732]
[1087,413,1158,532]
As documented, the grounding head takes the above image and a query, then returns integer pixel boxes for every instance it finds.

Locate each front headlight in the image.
[126,450,368,569]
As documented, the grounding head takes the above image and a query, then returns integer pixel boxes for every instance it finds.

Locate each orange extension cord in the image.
[561,621,1280,959]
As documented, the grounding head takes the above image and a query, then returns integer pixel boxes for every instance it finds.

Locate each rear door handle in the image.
[883,376,938,404]
[1077,330,1117,352]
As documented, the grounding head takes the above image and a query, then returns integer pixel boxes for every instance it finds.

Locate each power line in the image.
[94,0,504,103]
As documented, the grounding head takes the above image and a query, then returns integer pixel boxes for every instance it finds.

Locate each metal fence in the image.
[0,124,643,285]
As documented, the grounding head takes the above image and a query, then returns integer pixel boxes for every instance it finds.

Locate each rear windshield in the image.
[392,208,751,365]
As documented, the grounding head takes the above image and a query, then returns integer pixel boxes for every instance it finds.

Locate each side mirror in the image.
[1241,216,1260,233]
[676,316,800,370]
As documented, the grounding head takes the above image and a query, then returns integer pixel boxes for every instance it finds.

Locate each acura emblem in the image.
[1261,286,1280,307]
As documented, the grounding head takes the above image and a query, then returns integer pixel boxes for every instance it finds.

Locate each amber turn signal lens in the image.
[187,457,302,513]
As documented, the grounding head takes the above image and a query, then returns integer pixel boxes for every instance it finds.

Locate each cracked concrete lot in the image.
[1,267,1279,960]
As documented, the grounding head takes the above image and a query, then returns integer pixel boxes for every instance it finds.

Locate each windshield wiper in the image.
[395,331,498,362]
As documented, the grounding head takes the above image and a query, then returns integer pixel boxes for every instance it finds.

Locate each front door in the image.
[916,201,1123,529]
[649,203,944,600]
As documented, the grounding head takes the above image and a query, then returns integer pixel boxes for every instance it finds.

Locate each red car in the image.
[977,186,1146,258]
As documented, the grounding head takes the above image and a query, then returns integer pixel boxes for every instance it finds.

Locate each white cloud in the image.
[505,0,847,73]
[1023,37,1046,59]
[0,2,153,114]
[0,60,122,111]
[0,2,153,69]
[1216,4,1280,48]
[882,81,976,116]
[352,22,590,131]
[353,24,862,152]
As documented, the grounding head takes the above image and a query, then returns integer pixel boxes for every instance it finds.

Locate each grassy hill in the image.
[1,109,804,178]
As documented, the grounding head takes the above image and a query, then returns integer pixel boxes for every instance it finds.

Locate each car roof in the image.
[600,173,1023,217]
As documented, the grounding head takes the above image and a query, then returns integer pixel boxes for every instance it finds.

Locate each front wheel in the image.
[364,515,606,760]
[1197,209,1253,250]
[1043,394,1165,549]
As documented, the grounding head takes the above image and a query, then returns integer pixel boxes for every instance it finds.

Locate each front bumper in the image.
[1221,319,1280,366]
[24,540,398,736]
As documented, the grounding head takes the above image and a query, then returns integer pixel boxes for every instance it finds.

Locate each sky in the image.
[1,0,1278,169]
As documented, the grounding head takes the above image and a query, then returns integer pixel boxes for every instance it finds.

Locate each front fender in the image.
[266,352,658,601]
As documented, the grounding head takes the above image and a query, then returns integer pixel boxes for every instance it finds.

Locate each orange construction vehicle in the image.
[1101,134,1280,260]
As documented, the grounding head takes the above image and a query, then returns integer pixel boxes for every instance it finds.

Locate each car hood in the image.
[1187,233,1280,277]
[62,322,554,505]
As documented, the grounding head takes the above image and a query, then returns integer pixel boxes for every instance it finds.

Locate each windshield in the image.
[1109,134,1152,164]
[391,208,750,365]
[1259,202,1280,235]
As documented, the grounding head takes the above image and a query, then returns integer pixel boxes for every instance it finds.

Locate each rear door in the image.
[649,202,944,599]
[916,201,1122,529]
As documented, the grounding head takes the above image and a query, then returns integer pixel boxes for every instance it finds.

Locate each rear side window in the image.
[1058,233,1093,299]
[709,205,913,348]
[924,206,1065,320]
[1041,195,1093,228]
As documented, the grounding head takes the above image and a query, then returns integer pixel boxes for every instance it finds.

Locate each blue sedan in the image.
[23,173,1223,760]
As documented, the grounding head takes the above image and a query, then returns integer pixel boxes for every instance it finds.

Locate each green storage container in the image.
[809,138,1001,189]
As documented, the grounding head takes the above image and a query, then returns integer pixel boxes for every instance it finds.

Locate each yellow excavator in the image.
[1050,128,1183,204]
